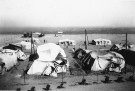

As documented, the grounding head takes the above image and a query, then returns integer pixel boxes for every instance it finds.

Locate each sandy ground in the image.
[0,34,135,91]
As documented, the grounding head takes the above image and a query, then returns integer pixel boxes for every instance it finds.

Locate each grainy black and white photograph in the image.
[0,0,135,91]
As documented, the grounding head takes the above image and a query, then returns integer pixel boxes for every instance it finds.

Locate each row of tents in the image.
[22,32,45,38]
[0,41,123,77]
[0,42,69,77]
[58,38,112,46]
[92,38,112,45]
[1,35,133,77]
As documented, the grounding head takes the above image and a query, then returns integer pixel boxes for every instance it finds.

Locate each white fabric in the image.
[27,60,68,77]
[37,43,66,61]
[27,60,54,75]
[0,49,27,70]
[93,38,112,45]
[109,52,125,72]
[1,49,27,60]
[28,43,68,77]
[58,39,76,46]
[86,50,125,72]
[0,52,17,70]
[33,32,41,35]
[92,51,125,72]
[91,58,110,71]
[15,41,36,50]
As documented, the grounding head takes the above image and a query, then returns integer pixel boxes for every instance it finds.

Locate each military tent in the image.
[23,37,40,43]
[92,38,112,45]
[15,41,37,50]
[0,49,27,74]
[73,48,125,73]
[3,44,22,50]
[27,43,69,77]
[58,39,76,46]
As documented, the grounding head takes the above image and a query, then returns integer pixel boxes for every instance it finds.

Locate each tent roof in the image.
[37,43,66,62]
[59,39,75,43]
[33,32,41,35]
[3,44,22,50]
[22,37,40,43]
[93,38,111,42]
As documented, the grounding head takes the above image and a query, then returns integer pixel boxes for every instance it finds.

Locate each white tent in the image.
[27,43,69,77]
[0,49,27,71]
[23,37,40,43]
[77,49,125,73]
[92,38,112,45]
[14,41,36,50]
[58,39,76,46]
[37,43,66,61]
[33,32,41,35]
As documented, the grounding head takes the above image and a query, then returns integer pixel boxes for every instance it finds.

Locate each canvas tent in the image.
[3,44,22,50]
[0,49,27,72]
[23,37,40,43]
[92,38,112,45]
[74,48,125,73]
[27,43,69,77]
[14,41,37,50]
[110,43,135,51]
[33,32,41,35]
[110,44,124,51]
[33,32,45,37]
[58,39,76,46]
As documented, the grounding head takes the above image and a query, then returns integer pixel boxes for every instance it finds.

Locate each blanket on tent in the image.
[74,48,125,73]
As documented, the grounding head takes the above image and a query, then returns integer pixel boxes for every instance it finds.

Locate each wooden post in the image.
[126,33,128,50]
[85,29,87,49]
[125,33,127,74]
[31,32,33,54]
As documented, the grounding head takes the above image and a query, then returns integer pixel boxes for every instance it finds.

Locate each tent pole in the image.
[31,32,33,54]
[126,33,127,50]
[85,29,87,50]
[125,33,127,74]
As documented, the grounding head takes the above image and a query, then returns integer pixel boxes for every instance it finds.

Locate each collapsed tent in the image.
[98,51,125,72]
[3,44,22,50]
[27,43,69,77]
[73,48,125,73]
[58,39,76,46]
[110,43,135,51]
[92,38,112,45]
[110,44,123,51]
[0,49,28,74]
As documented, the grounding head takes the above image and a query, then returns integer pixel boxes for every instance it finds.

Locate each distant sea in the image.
[0,27,135,34]
[0,33,135,46]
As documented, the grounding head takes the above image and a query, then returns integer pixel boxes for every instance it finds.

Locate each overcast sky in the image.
[0,0,135,27]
